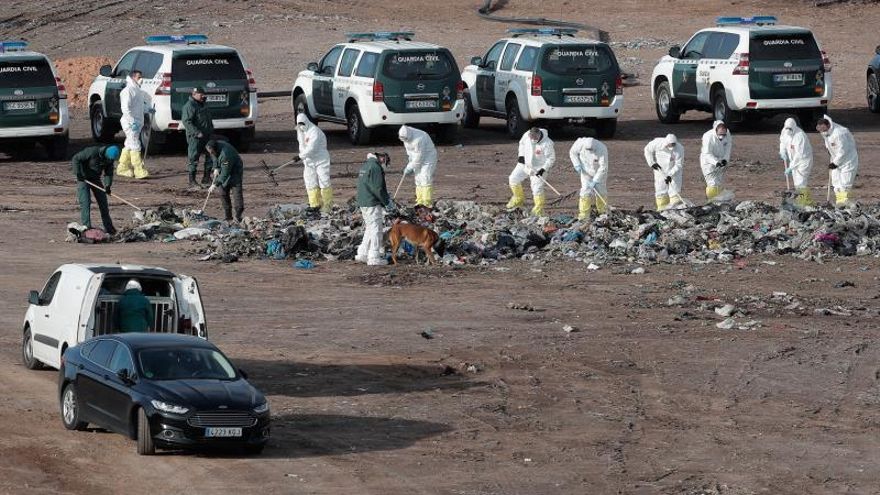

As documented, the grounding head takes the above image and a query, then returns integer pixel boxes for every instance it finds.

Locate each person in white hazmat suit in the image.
[569,137,608,219]
[700,120,733,202]
[398,125,438,206]
[507,127,556,216]
[644,134,685,210]
[816,115,859,206]
[779,117,814,208]
[116,70,151,179]
[296,113,333,212]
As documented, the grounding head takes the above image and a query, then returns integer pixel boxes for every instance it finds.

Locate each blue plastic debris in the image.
[266,239,283,257]
[644,231,658,246]
[562,230,584,242]
[293,259,315,269]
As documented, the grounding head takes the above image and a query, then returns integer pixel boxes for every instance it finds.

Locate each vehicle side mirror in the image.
[307,62,319,72]
[668,46,681,59]
[28,290,41,306]
[238,368,248,379]
[876,45,880,56]
[99,64,113,78]
[470,56,483,67]
[485,60,497,71]
[117,368,133,384]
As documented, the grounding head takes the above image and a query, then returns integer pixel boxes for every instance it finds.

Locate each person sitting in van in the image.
[115,279,154,333]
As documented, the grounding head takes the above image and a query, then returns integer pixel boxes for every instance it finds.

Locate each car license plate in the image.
[205,94,227,104]
[406,99,437,110]
[205,427,242,437]
[774,73,804,85]
[4,100,36,111]
[564,95,595,104]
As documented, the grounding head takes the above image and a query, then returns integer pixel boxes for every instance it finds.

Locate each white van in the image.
[21,264,207,370]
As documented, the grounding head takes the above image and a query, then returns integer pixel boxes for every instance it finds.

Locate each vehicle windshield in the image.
[749,33,821,61]
[138,347,237,381]
[0,58,55,88]
[381,50,455,80]
[171,51,246,81]
[540,45,615,75]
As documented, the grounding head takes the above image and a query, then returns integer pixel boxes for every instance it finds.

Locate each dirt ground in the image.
[2,1,880,493]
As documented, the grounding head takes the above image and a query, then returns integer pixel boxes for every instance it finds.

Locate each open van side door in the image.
[174,274,207,339]
[77,273,105,343]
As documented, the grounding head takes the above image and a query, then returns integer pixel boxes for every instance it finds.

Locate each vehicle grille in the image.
[187,411,257,428]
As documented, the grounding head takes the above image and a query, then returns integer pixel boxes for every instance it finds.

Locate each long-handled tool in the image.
[826,170,832,204]
[84,180,142,211]
[782,160,791,191]
[200,187,214,212]
[533,173,562,196]
[393,172,407,199]
[591,186,610,210]
[261,156,300,186]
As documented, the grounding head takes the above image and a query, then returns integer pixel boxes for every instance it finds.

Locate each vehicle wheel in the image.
[594,119,617,139]
[505,97,528,140]
[462,93,480,129]
[245,444,265,455]
[61,383,88,431]
[435,123,459,144]
[137,407,155,455]
[867,72,880,113]
[798,108,823,131]
[293,93,312,121]
[654,80,680,124]
[231,128,254,152]
[22,327,43,370]
[346,103,372,145]
[90,101,117,143]
[712,87,731,124]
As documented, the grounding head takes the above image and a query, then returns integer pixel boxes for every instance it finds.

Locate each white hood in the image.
[398,125,413,142]
[296,113,314,131]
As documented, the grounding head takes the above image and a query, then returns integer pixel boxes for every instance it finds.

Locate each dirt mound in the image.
[55,57,113,109]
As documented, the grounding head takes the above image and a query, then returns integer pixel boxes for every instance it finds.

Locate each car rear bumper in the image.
[149,411,270,450]
[729,77,832,110]
[0,125,69,139]
[526,95,623,120]
[363,100,464,128]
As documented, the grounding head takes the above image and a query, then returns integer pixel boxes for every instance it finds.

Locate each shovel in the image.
[84,180,142,211]
[261,156,300,186]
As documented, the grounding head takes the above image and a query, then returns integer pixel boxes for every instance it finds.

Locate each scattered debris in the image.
[508,302,536,312]
[714,304,737,317]
[716,318,736,330]
[420,329,435,339]
[562,325,579,333]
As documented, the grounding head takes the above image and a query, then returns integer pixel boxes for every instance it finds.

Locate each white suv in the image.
[21,264,207,371]
[88,35,258,153]
[651,16,831,127]
[291,32,465,145]
[461,28,623,139]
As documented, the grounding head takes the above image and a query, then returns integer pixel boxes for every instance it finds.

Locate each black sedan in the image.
[58,333,270,455]
[869,44,880,113]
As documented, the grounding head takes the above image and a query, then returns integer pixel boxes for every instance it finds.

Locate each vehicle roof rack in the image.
[346,32,415,43]
[507,28,579,38]
[716,16,777,27]
[145,34,209,45]
[0,41,29,53]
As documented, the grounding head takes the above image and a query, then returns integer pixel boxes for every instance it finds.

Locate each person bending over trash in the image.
[356,152,392,266]
[399,125,438,207]
[644,134,684,210]
[779,117,814,208]
[206,140,244,222]
[72,145,120,235]
[507,127,556,216]
[817,115,859,207]
[700,120,733,202]
[569,137,609,219]
[296,113,333,213]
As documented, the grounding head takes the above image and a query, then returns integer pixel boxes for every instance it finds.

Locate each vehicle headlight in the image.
[151,400,189,415]
[253,402,269,414]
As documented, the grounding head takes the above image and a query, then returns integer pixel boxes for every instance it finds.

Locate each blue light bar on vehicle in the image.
[507,28,579,38]
[346,32,415,42]
[0,41,29,53]
[145,34,209,45]
[716,16,777,27]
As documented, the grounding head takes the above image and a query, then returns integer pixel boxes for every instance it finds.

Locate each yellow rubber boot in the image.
[117,149,134,178]
[795,188,813,208]
[131,150,150,179]
[320,187,333,212]
[595,194,607,213]
[306,188,322,208]
[414,186,423,206]
[422,185,433,206]
[506,184,525,209]
[531,194,546,216]
[668,195,683,208]
[578,196,592,220]
[655,195,670,210]
[706,185,721,201]
[835,190,850,206]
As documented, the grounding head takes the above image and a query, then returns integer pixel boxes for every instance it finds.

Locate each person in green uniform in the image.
[206,139,244,222]
[355,152,392,266]
[181,86,214,188]
[72,145,120,234]
[115,279,154,333]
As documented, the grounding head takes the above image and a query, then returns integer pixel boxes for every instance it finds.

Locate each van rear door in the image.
[77,273,105,343]
[748,31,824,99]
[174,274,207,338]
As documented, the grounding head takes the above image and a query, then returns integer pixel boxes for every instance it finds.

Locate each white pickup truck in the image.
[21,264,207,370]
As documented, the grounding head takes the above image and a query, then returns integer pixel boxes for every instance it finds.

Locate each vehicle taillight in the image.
[531,74,542,96]
[615,74,623,95]
[821,50,832,73]
[246,68,257,92]
[155,72,172,95]
[732,53,749,76]
[372,81,384,102]
[456,80,465,100]
[55,77,67,99]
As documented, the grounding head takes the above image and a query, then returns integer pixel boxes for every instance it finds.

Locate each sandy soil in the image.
[1,1,880,494]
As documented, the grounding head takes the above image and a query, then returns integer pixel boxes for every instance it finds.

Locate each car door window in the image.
[516,46,539,71]
[39,271,62,305]
[319,46,344,75]
[114,51,139,77]
[682,32,711,60]
[108,345,134,374]
[703,32,740,60]
[500,43,521,71]
[88,340,117,369]
[79,341,98,359]
[355,52,379,77]
[337,49,360,77]
[134,51,163,78]
[483,41,505,70]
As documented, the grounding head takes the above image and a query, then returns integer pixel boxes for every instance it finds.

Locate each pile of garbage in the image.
[114,199,880,265]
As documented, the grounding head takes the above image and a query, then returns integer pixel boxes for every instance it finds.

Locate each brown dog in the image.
[389,219,442,265]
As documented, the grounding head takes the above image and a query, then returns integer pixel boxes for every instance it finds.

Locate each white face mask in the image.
[297,124,306,131]
[717,132,727,140]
